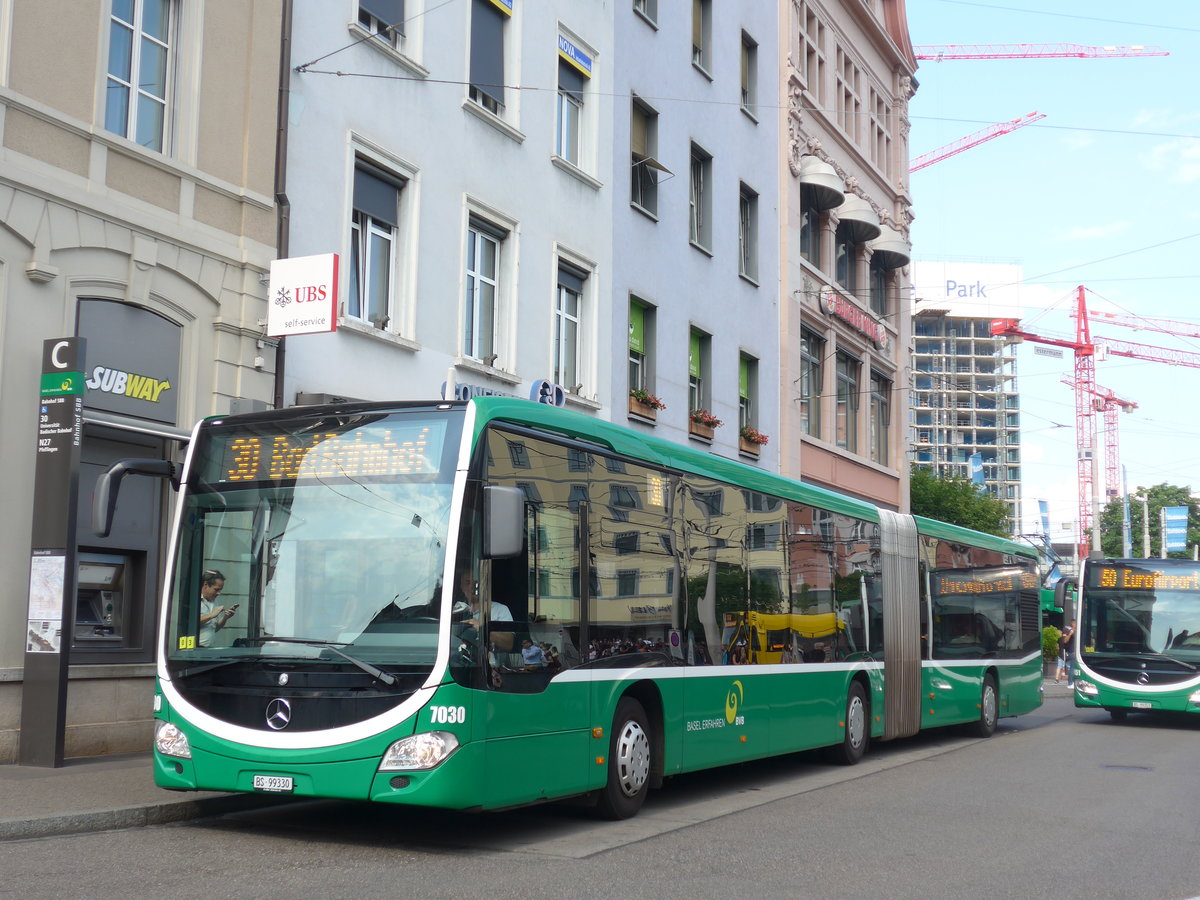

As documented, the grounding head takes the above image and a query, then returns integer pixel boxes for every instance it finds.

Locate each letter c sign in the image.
[50,341,70,370]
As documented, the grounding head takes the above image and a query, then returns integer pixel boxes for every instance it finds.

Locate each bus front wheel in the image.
[827,681,869,765]
[1108,708,1128,722]
[970,674,999,738]
[596,697,652,819]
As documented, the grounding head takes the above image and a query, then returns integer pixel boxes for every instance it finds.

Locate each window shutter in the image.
[360,0,404,31]
[558,59,584,104]
[353,163,402,227]
[470,0,505,107]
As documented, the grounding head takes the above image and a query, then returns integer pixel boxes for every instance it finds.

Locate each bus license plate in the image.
[1132,701,1152,709]
[253,774,294,793]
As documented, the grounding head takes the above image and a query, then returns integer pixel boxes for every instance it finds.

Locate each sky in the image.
[904,0,1200,546]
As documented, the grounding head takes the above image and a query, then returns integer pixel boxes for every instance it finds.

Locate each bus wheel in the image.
[827,681,869,765]
[596,697,652,819]
[1108,709,1128,722]
[970,674,999,738]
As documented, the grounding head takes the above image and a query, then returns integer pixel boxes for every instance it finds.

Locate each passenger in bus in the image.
[521,638,546,669]
[198,569,237,647]
[453,570,514,651]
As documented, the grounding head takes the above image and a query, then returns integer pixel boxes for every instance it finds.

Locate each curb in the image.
[0,792,293,843]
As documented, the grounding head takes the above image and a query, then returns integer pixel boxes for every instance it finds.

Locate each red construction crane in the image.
[1060,377,1137,501]
[910,112,1045,172]
[1075,308,1200,341]
[914,44,1168,61]
[991,286,1200,560]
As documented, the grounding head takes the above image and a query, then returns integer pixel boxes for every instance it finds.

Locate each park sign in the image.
[267,253,340,337]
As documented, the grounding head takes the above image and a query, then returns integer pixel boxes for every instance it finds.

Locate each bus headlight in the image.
[379,732,460,771]
[154,720,192,759]
[1189,690,1200,704]
[1075,680,1099,697]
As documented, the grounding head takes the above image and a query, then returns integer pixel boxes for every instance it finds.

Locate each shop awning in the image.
[836,194,882,242]
[868,225,911,268]
[797,156,844,210]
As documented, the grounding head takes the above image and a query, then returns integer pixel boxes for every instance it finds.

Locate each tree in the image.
[909,465,1010,537]
[1098,483,1200,558]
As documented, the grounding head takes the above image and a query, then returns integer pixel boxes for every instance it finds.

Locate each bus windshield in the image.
[1081,561,1200,662]
[163,407,464,679]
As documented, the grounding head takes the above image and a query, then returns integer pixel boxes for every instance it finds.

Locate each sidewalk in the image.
[2,680,1075,842]
[0,751,286,842]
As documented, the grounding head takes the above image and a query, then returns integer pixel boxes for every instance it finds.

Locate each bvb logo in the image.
[725,680,744,725]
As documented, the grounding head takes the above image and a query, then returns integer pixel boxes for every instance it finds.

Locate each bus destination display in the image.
[219,423,443,482]
[932,569,1039,596]
[1090,565,1200,592]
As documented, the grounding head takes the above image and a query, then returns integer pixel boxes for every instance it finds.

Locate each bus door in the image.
[480,502,590,808]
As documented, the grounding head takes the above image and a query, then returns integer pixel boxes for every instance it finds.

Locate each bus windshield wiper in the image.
[1145,651,1199,672]
[250,636,398,686]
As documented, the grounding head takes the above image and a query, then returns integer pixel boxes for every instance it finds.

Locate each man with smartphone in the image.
[198,569,238,647]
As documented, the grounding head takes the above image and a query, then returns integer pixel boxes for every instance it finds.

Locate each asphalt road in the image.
[4,695,1199,900]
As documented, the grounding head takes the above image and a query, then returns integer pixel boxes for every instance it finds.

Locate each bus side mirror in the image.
[1054,578,1076,624]
[93,459,178,538]
[483,485,525,559]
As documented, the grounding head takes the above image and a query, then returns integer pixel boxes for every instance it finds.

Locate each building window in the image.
[633,0,657,25]
[349,161,405,329]
[629,297,656,395]
[800,187,822,267]
[836,351,860,451]
[739,354,758,430]
[358,0,404,45]
[740,32,758,117]
[870,372,891,464]
[464,218,503,363]
[739,183,758,281]
[469,0,508,115]
[870,88,892,176]
[688,328,711,412]
[835,227,859,295]
[555,264,587,392]
[105,0,173,152]
[799,328,823,437]
[556,57,584,165]
[689,144,712,250]
[692,0,711,72]
[631,98,666,216]
[869,255,889,316]
[799,7,826,103]
[836,48,862,145]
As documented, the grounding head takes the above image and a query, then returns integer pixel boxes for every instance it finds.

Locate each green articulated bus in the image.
[97,397,1044,818]
[1070,558,1200,720]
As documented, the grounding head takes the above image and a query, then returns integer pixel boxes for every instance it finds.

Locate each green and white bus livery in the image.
[1072,558,1200,720]
[99,397,1043,818]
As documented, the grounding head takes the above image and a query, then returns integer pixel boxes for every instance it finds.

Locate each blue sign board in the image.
[1163,506,1189,552]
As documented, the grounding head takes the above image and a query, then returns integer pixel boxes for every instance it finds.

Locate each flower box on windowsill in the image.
[739,437,762,457]
[689,421,715,442]
[628,396,658,422]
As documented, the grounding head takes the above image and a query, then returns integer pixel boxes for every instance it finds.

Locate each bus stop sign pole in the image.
[19,338,86,767]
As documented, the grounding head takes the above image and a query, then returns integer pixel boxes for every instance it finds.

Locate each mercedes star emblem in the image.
[266,697,292,730]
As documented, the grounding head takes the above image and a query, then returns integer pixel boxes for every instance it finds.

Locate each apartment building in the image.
[779,0,917,510]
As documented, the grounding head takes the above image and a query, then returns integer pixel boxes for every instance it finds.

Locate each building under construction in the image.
[910,262,1024,531]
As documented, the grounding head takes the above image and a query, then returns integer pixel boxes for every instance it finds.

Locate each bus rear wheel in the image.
[596,697,652,819]
[970,674,998,738]
[826,681,869,765]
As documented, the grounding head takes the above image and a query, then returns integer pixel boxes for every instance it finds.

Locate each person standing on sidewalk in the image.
[1056,623,1075,684]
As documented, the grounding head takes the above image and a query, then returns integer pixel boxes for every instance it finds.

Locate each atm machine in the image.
[75,551,129,645]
